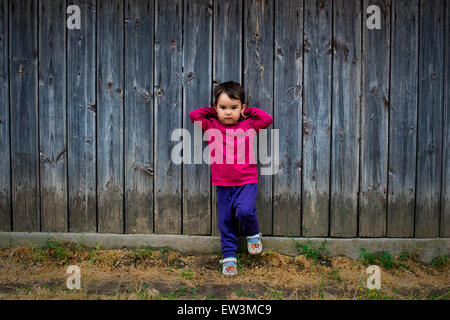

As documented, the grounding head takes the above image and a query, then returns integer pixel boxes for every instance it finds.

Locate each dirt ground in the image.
[0,240,448,300]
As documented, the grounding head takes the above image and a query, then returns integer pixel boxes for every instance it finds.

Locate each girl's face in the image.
[214,92,246,125]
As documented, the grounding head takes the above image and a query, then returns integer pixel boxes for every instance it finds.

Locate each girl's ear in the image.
[241,104,247,118]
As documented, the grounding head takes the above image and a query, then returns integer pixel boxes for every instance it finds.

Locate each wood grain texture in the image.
[273,0,302,237]
[10,0,40,231]
[387,0,418,237]
[441,0,450,237]
[302,0,332,237]
[39,0,68,232]
[359,0,390,237]
[0,0,10,231]
[330,0,361,237]
[244,0,274,235]
[154,0,182,234]
[124,0,154,234]
[67,0,97,233]
[97,0,124,233]
[182,0,212,235]
[0,0,446,238]
[415,0,444,237]
[211,0,243,237]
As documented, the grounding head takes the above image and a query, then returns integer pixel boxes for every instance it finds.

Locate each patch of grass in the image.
[235,252,265,274]
[130,247,157,259]
[122,247,159,266]
[167,285,189,299]
[159,247,170,254]
[318,275,325,299]
[355,287,394,300]
[234,288,257,299]
[44,239,72,264]
[289,228,329,263]
[431,255,448,268]
[264,289,284,300]
[89,242,102,264]
[328,269,342,284]
[180,268,196,279]
[359,247,409,270]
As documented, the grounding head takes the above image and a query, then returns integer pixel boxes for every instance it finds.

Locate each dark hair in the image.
[212,81,246,106]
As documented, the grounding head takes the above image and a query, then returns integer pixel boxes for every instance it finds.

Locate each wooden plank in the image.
[441,0,450,238]
[10,0,40,231]
[211,0,243,236]
[0,0,10,231]
[154,0,183,234]
[387,0,418,237]
[182,0,212,235]
[67,0,97,233]
[39,0,68,232]
[415,0,445,237]
[273,0,302,237]
[244,0,274,235]
[359,0,390,237]
[330,0,361,237]
[124,0,154,234]
[97,0,124,233]
[302,0,332,237]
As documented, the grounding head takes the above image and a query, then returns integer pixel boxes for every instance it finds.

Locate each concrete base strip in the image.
[0,232,448,263]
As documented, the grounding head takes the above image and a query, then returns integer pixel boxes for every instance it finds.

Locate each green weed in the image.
[359,247,409,270]
[355,287,394,300]
[181,268,196,279]
[289,229,329,263]
[265,289,284,300]
[431,255,448,268]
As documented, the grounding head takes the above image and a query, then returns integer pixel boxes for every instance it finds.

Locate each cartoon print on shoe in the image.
[247,233,262,255]
[219,257,237,276]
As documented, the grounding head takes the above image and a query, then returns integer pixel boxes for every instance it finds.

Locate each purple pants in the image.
[217,183,260,258]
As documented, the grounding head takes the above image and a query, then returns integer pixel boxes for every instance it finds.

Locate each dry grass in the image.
[0,240,448,300]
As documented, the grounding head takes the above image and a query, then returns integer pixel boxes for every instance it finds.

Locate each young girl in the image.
[189,81,273,276]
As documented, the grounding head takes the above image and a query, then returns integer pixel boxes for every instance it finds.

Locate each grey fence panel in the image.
[10,0,40,232]
[415,0,445,238]
[0,0,10,231]
[302,0,332,237]
[359,0,390,237]
[67,0,97,233]
[154,0,183,234]
[273,0,303,237]
[442,0,450,238]
[182,0,212,235]
[39,0,68,232]
[124,0,154,234]
[330,0,361,237]
[97,0,124,233]
[387,0,418,237]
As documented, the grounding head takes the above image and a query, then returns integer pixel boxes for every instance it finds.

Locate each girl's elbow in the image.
[189,111,197,122]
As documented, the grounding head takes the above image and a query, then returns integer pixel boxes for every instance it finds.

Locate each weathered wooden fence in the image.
[0,0,448,238]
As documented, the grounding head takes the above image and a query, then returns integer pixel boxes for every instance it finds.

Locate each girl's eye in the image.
[232,107,237,110]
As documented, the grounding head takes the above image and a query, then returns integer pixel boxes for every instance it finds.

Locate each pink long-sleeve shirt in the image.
[189,106,273,186]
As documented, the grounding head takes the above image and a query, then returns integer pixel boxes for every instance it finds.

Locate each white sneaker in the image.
[219,257,237,276]
[247,233,263,255]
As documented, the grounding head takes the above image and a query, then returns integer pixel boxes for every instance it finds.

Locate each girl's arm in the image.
[189,107,218,131]
[244,106,273,130]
